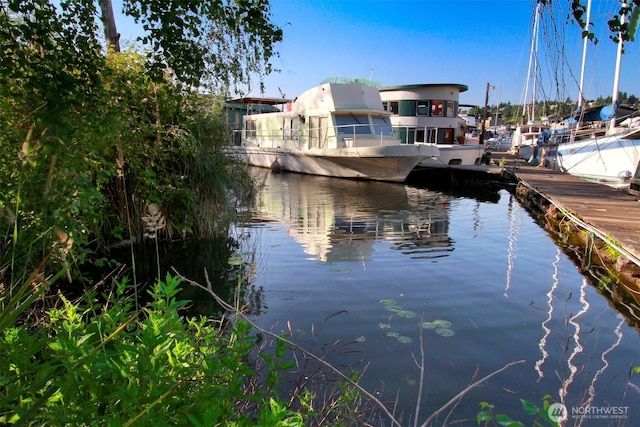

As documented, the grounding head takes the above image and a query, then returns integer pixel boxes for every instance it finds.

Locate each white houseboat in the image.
[229,78,439,182]
[379,83,484,167]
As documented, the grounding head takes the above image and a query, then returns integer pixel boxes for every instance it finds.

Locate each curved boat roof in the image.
[380,83,468,93]
[320,77,381,88]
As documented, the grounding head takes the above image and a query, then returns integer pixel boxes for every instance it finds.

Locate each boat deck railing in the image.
[234,123,400,148]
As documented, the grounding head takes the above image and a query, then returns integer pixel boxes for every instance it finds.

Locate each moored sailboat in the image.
[512,1,551,163]
[554,0,640,184]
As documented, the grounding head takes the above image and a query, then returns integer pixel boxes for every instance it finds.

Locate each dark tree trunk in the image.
[99,0,120,52]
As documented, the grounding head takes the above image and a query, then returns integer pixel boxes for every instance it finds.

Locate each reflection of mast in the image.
[472,200,481,237]
[504,195,521,297]
[559,278,590,408]
[535,247,560,380]
[580,314,624,420]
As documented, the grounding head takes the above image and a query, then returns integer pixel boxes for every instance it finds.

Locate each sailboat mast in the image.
[578,0,592,110]
[532,29,539,122]
[610,1,626,129]
[523,1,541,124]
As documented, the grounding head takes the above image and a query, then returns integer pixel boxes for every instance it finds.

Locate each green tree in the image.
[567,0,640,45]
[0,0,280,286]
[120,0,283,91]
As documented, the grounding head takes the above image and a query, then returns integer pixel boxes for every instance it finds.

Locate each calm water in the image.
[225,168,640,426]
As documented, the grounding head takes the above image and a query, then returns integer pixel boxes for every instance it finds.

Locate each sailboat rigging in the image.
[511,1,551,163]
[555,0,640,185]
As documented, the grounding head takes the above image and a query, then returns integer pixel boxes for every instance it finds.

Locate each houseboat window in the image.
[446,101,455,117]
[246,120,256,139]
[335,114,371,135]
[309,116,320,147]
[399,100,417,116]
[415,128,425,143]
[431,101,444,116]
[371,116,393,136]
[385,101,399,114]
[417,102,429,116]
[308,116,328,149]
[283,118,294,139]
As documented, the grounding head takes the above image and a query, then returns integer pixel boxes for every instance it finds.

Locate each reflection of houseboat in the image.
[252,169,452,263]
[379,84,484,167]
[228,78,439,182]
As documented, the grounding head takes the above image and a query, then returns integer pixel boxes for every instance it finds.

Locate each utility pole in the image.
[479,82,494,145]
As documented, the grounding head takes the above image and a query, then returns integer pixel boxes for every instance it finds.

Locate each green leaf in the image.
[396,310,416,318]
[495,413,514,425]
[278,361,296,370]
[228,254,243,265]
[432,319,452,328]
[386,332,399,338]
[477,411,492,423]
[355,336,366,343]
[435,328,455,337]
[76,333,95,346]
[379,299,397,305]
[520,399,539,415]
[396,336,412,344]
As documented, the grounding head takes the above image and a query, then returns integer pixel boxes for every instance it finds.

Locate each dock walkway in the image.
[507,159,640,266]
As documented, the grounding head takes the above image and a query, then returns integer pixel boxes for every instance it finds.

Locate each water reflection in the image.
[535,248,560,380]
[201,168,640,424]
[504,194,522,297]
[251,169,454,263]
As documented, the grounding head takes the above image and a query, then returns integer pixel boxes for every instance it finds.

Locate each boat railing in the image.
[235,129,301,148]
[391,126,439,144]
[235,123,397,148]
[333,123,395,147]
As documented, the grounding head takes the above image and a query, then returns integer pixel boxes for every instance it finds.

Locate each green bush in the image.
[0,2,259,292]
[0,274,308,425]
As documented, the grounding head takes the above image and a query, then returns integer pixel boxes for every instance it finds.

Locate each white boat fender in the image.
[618,170,632,182]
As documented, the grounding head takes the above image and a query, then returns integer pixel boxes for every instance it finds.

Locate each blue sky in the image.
[114,0,640,107]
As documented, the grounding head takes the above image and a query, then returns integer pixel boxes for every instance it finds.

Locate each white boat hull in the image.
[230,143,438,182]
[517,144,536,161]
[556,133,640,183]
[487,137,513,152]
[416,144,484,167]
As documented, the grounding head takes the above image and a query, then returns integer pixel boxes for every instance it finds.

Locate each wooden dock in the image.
[508,158,640,264]
[498,152,640,311]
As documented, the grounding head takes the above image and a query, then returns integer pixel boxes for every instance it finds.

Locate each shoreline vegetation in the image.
[2,1,637,425]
